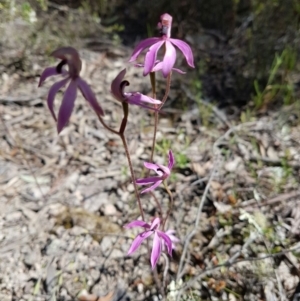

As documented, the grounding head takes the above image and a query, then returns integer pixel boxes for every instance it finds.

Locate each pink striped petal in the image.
[171,67,186,74]
[168,150,175,169]
[126,93,161,105]
[143,162,160,171]
[155,164,170,176]
[165,230,180,249]
[57,80,77,133]
[169,38,195,68]
[124,220,150,229]
[127,231,153,255]
[77,77,104,116]
[140,180,162,194]
[150,217,161,230]
[162,41,176,78]
[129,38,161,62]
[143,41,165,76]
[151,232,162,269]
[158,230,172,256]
[47,77,70,122]
[136,176,163,185]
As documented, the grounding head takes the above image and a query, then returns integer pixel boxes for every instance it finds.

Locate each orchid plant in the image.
[39,12,194,292]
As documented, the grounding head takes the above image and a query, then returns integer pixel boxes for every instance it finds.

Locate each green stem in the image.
[149,72,172,163]
[98,105,145,221]
[119,102,145,221]
[97,114,119,135]
[162,181,173,230]
[150,191,163,219]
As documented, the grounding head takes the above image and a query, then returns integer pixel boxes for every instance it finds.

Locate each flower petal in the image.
[168,150,175,170]
[47,77,70,122]
[165,230,180,248]
[136,176,163,185]
[158,230,173,256]
[143,162,161,172]
[57,80,77,133]
[143,40,165,76]
[162,41,176,78]
[126,93,161,105]
[150,217,161,231]
[169,39,195,68]
[155,164,170,176]
[129,38,161,62]
[171,67,186,74]
[127,231,153,255]
[39,66,59,87]
[140,180,162,194]
[111,69,126,101]
[151,232,162,269]
[124,220,150,229]
[77,77,104,116]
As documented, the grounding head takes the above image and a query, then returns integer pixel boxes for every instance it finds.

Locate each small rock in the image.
[224,157,242,172]
[267,146,278,160]
[137,283,144,293]
[5,211,22,222]
[110,249,123,259]
[127,183,134,193]
[103,204,117,216]
[100,237,113,252]
[192,162,206,177]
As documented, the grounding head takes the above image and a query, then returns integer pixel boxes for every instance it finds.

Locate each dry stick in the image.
[149,72,172,163]
[175,244,300,300]
[176,121,257,282]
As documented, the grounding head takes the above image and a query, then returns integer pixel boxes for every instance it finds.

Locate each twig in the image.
[240,190,300,211]
[176,244,300,299]
[176,121,257,281]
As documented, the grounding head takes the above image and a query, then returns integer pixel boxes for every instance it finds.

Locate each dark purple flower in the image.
[111,69,161,110]
[129,13,194,78]
[39,47,104,133]
[136,150,174,194]
[124,217,172,269]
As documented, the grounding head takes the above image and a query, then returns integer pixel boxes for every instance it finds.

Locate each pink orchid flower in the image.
[111,69,161,110]
[136,150,174,194]
[38,47,104,133]
[124,217,172,269]
[129,13,194,78]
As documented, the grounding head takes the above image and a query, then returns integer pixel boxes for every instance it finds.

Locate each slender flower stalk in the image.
[149,72,172,163]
